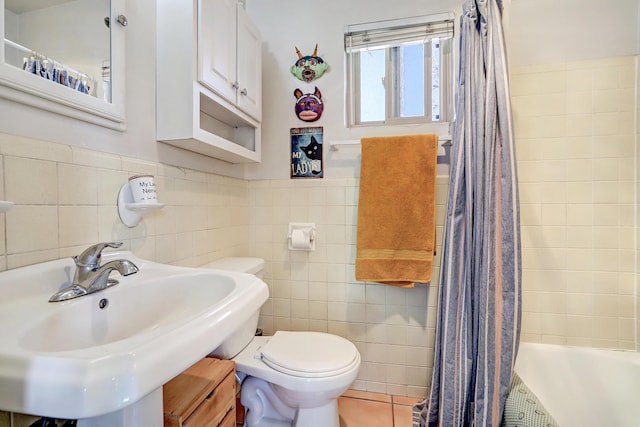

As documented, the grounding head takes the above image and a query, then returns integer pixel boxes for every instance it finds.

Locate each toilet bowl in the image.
[201,258,361,427]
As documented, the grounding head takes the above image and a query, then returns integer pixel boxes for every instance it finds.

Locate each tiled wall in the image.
[0,133,255,424]
[0,411,74,427]
[0,56,637,411]
[248,177,449,397]
[512,55,638,350]
[0,132,445,400]
[637,58,640,350]
[0,133,251,271]
[245,54,640,400]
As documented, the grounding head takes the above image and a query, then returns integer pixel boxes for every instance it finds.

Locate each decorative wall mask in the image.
[291,44,328,82]
[294,86,324,122]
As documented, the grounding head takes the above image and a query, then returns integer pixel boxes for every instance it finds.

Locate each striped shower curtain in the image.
[413,0,521,426]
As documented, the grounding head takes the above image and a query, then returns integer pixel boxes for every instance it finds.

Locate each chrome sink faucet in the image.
[49,242,139,302]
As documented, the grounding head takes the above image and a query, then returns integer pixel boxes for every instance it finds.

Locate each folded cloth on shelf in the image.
[355,134,438,287]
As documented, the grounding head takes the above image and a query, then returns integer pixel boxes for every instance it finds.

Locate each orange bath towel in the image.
[355,134,438,287]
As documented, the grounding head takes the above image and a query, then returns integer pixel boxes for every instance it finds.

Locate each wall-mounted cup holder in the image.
[117,183,164,227]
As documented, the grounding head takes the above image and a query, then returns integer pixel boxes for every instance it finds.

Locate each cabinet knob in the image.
[117,14,128,27]
[240,88,248,96]
[232,82,240,90]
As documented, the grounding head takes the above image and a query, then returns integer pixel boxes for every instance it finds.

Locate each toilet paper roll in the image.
[291,229,313,250]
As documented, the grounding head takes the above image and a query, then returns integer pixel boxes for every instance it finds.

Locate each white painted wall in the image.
[245,0,464,180]
[246,0,640,180]
[508,0,639,66]
[2,0,638,182]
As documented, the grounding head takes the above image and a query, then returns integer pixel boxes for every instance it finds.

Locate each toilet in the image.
[201,257,361,427]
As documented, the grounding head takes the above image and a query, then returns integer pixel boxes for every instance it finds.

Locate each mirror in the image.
[4,0,111,102]
[0,0,125,130]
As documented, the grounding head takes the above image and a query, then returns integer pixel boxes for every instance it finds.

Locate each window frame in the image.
[345,13,455,128]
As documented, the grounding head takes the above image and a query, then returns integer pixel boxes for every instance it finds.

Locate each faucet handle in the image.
[74,242,123,268]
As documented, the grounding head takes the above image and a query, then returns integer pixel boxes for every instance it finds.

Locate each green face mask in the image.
[290,45,329,83]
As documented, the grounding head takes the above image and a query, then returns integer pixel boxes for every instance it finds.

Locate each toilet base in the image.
[240,376,341,427]
[294,400,339,427]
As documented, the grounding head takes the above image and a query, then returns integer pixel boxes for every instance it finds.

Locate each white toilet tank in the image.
[201,257,265,358]
[201,257,265,278]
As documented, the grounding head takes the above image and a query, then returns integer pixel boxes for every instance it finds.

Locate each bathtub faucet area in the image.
[49,242,139,302]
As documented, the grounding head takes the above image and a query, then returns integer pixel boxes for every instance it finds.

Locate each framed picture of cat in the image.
[290,127,323,179]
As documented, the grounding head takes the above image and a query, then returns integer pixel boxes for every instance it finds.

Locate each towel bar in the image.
[330,137,452,164]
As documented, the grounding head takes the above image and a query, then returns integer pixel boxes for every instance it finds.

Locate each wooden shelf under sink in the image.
[163,357,236,427]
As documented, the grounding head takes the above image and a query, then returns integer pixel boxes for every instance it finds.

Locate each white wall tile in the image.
[5,157,58,205]
[58,206,99,248]
[58,164,98,205]
[513,56,638,349]
[6,206,58,254]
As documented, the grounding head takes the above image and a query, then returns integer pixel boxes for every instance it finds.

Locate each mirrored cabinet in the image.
[0,0,126,130]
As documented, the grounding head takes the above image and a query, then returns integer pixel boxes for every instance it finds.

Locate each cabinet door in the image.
[198,0,237,104]
[235,4,262,121]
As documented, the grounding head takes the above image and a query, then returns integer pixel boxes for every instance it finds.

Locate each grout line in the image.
[341,395,391,405]
[634,54,639,352]
[392,395,421,406]
[391,402,396,427]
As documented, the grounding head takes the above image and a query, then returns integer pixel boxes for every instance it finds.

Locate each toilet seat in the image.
[259,331,359,378]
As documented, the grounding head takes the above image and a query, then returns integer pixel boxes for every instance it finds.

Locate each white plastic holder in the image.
[117,183,164,228]
[288,222,316,251]
[0,201,14,212]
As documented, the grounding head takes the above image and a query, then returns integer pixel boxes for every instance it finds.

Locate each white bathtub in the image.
[514,342,640,427]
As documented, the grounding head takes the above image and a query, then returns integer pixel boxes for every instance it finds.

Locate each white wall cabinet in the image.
[157,0,262,164]
[198,0,261,122]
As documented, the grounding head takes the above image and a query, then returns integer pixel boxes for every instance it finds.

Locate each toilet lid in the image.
[260,331,359,378]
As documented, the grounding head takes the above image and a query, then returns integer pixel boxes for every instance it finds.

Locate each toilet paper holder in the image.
[288,223,316,251]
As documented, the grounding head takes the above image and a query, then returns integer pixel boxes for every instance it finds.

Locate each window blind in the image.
[345,13,454,53]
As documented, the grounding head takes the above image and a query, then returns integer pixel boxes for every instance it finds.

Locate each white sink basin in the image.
[20,273,237,353]
[0,251,269,421]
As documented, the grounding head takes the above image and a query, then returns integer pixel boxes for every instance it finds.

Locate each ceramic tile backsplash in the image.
[0,411,73,427]
[0,137,253,427]
[637,55,640,351]
[0,133,250,270]
[5,157,58,205]
[247,177,447,397]
[513,55,638,350]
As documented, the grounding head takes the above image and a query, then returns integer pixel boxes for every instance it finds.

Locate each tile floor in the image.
[1,390,419,427]
[338,390,419,427]
[235,389,419,427]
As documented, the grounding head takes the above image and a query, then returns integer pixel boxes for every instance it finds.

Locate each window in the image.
[345,13,454,127]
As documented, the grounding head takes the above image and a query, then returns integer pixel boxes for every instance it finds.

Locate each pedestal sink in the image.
[0,251,269,426]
